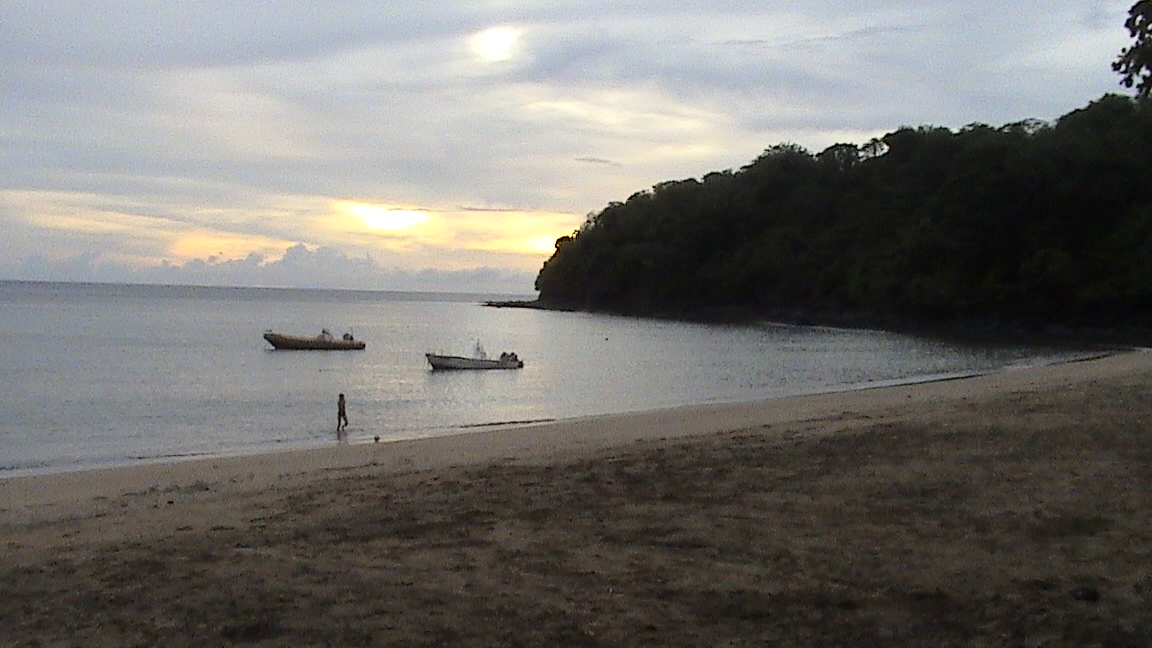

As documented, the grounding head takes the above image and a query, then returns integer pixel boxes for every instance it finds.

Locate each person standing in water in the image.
[337,393,349,437]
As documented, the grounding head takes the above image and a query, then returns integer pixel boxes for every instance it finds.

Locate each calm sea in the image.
[0,281,1088,477]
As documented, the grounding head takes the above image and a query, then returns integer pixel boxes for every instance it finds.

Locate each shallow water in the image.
[0,281,1087,476]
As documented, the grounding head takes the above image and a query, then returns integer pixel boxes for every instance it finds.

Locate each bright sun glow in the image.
[342,202,430,231]
[470,26,522,62]
[525,235,560,254]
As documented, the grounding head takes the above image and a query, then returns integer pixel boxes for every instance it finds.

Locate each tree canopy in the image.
[1115,1,1152,97]
[534,96,1152,331]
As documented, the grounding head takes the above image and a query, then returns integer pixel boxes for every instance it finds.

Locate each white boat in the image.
[264,329,366,350]
[426,342,523,370]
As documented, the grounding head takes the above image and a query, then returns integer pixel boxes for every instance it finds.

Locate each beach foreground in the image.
[2,352,1151,646]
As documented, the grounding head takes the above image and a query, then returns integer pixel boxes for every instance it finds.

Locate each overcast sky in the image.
[0,1,1135,293]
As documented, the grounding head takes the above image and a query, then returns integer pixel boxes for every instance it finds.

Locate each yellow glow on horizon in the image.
[437,209,577,259]
[28,208,168,236]
[470,26,522,62]
[168,231,290,261]
[337,201,431,232]
[524,235,562,254]
[7,188,581,277]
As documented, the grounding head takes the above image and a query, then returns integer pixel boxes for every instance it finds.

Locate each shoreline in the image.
[486,299,1152,348]
[0,347,1118,482]
[3,350,1151,645]
[2,348,1143,527]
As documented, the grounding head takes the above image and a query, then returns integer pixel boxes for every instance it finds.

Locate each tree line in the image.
[533,95,1152,331]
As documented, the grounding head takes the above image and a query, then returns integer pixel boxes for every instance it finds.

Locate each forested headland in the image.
[530,95,1152,337]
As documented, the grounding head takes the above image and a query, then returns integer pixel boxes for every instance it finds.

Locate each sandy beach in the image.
[2,350,1151,646]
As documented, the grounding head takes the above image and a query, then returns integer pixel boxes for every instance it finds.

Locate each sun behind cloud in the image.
[470,26,522,62]
[525,235,562,254]
[338,201,430,231]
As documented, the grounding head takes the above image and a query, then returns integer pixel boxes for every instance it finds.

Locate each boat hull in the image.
[425,353,523,370]
[264,332,366,350]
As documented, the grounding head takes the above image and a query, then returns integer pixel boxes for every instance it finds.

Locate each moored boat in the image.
[426,342,522,370]
[264,329,366,350]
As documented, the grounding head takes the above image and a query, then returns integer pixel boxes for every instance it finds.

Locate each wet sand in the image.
[2,351,1151,646]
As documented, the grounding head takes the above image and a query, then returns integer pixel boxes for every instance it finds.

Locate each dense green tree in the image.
[534,96,1152,329]
[1115,1,1152,97]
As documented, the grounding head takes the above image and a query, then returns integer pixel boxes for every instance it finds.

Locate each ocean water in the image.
[0,281,1088,477]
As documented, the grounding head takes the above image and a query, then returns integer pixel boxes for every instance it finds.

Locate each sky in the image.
[0,1,1137,294]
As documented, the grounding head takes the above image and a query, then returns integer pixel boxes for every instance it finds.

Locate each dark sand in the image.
[2,351,1151,647]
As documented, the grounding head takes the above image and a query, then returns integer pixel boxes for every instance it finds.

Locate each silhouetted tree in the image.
[1115,1,1152,97]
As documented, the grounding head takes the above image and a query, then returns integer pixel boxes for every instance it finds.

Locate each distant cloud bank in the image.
[4,243,538,295]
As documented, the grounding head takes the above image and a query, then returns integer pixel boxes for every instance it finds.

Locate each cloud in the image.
[0,2,456,68]
[575,157,623,167]
[0,1,1137,292]
[6,243,536,295]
